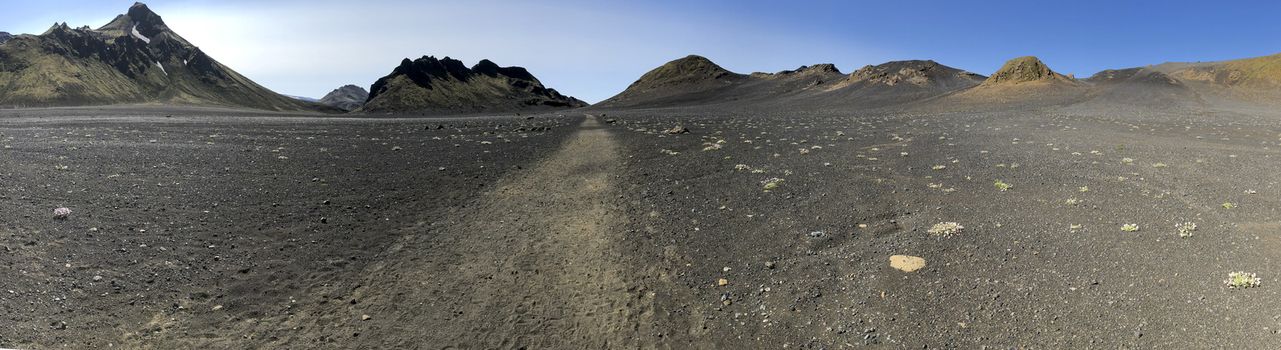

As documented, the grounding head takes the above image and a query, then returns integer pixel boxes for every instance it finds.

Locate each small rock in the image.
[664,126,689,135]
[717,278,729,286]
[361,314,372,321]
[889,255,926,272]
[764,261,776,269]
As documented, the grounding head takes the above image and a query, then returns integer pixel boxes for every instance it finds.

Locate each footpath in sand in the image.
[350,115,662,348]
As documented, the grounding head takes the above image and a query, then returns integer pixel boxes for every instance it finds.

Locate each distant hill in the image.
[840,60,984,90]
[0,2,324,111]
[284,95,319,103]
[359,56,586,115]
[1077,67,1201,109]
[597,55,984,109]
[1150,53,1281,89]
[0,32,12,45]
[319,85,368,111]
[1087,67,1181,86]
[822,60,986,107]
[1144,53,1281,106]
[596,55,751,108]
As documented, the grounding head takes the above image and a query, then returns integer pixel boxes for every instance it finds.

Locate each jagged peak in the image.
[751,64,843,80]
[472,58,500,71]
[783,63,841,75]
[128,3,159,20]
[42,22,72,36]
[392,56,538,82]
[127,2,167,31]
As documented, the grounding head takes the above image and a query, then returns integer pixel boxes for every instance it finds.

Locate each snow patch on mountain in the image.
[131,24,150,44]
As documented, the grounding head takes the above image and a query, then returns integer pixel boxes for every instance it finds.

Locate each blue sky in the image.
[4,0,1280,103]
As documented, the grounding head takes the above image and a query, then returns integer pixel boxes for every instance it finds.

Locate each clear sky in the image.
[4,0,1280,103]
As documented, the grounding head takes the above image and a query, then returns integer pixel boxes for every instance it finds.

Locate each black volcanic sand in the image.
[4,105,1281,348]
[0,107,578,348]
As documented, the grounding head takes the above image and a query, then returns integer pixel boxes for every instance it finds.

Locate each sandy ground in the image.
[4,104,1281,348]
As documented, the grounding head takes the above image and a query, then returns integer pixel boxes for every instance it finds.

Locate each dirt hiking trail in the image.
[350,115,663,349]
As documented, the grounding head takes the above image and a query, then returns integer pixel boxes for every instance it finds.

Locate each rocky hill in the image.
[0,32,12,45]
[825,60,986,106]
[981,56,1077,86]
[749,64,846,94]
[0,3,321,111]
[319,84,368,111]
[935,56,1087,107]
[1150,53,1281,89]
[360,56,585,114]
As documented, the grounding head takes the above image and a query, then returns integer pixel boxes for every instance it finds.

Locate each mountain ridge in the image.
[359,55,586,114]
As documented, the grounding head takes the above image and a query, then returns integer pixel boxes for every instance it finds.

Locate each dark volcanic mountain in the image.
[360,56,586,114]
[319,84,368,111]
[0,3,320,110]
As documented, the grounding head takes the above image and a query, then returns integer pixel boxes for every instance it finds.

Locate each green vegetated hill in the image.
[0,3,322,111]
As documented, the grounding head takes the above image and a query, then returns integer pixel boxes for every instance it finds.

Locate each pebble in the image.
[889,255,926,272]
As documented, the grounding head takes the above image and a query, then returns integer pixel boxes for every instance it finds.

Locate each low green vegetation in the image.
[1176,222,1197,238]
[762,178,784,191]
[993,180,1012,191]
[1225,271,1261,289]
